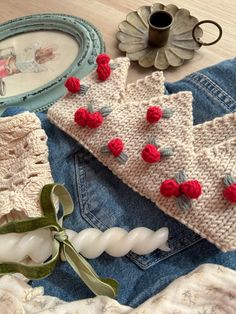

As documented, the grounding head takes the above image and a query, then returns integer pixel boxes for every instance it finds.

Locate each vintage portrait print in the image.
[0,30,79,97]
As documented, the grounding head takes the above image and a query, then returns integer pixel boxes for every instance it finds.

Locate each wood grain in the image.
[0,0,235,82]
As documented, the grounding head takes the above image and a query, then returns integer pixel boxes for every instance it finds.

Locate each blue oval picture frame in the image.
[0,14,104,115]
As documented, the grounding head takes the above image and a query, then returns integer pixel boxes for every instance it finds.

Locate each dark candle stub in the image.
[149,11,173,28]
[148,10,173,48]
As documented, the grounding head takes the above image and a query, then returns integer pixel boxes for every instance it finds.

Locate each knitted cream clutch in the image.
[0,112,53,223]
[48,57,236,252]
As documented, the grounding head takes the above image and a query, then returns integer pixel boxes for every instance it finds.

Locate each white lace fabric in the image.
[0,264,235,313]
[0,112,53,222]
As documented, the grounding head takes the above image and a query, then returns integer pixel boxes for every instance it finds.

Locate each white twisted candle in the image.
[0,229,52,264]
[0,227,169,263]
[65,227,170,258]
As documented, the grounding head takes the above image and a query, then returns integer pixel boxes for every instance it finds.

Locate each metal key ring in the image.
[192,20,223,46]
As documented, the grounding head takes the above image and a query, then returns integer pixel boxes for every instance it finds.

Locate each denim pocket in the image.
[166,62,236,125]
[75,147,202,270]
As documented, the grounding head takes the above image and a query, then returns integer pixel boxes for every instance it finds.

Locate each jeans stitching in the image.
[189,72,236,104]
[130,237,203,269]
[74,154,204,270]
[185,73,236,112]
[75,154,109,230]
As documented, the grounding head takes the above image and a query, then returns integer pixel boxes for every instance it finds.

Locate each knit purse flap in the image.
[48,56,236,252]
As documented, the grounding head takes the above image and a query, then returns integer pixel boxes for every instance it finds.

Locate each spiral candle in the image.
[0,229,52,264]
[65,227,170,258]
[0,227,169,263]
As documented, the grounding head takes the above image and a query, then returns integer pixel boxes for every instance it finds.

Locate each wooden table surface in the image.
[0,0,235,83]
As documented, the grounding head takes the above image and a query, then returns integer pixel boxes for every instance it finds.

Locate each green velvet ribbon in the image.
[0,184,118,298]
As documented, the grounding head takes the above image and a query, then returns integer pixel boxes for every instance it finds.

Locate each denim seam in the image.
[137,237,203,269]
[188,72,236,104]
[74,155,88,212]
[73,154,160,268]
[185,73,236,112]
[74,154,109,230]
[74,154,206,270]
[128,233,203,269]
[73,155,154,268]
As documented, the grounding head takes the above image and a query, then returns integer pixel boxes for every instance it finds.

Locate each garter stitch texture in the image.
[0,112,53,224]
[62,57,130,111]
[48,58,236,252]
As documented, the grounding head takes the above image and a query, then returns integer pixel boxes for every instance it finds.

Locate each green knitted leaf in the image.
[80,85,89,95]
[160,147,174,157]
[101,146,110,154]
[99,107,113,117]
[163,108,174,119]
[224,174,236,186]
[87,102,94,113]
[175,170,187,184]
[148,137,159,147]
[176,195,192,211]
[110,63,118,70]
[117,152,128,164]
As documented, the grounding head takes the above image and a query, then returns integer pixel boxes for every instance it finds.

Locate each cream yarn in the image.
[48,57,236,252]
[0,112,53,223]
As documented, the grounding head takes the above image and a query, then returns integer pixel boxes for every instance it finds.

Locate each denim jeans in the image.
[2,58,236,307]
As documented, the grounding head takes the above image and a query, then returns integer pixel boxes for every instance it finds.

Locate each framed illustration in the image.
[0,14,104,114]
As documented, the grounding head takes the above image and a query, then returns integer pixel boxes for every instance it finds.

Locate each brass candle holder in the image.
[117,3,222,70]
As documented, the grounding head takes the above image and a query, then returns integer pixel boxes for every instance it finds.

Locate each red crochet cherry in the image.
[160,179,180,197]
[141,144,161,163]
[146,106,163,124]
[74,108,88,127]
[65,77,81,93]
[180,180,202,199]
[87,112,103,129]
[107,138,124,157]
[97,64,111,81]
[223,183,236,203]
[96,53,110,65]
